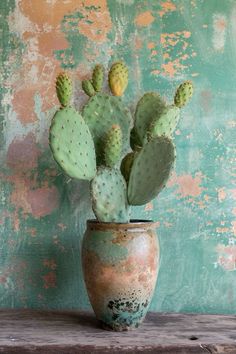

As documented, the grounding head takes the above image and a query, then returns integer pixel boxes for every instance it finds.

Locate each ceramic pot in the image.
[82,219,159,331]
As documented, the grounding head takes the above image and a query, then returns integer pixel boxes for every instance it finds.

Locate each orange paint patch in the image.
[19,0,81,29]
[217,187,227,202]
[168,172,204,198]
[147,42,155,49]
[43,259,57,270]
[37,32,69,57]
[27,186,60,218]
[78,5,112,43]
[12,88,38,124]
[159,1,176,17]
[161,61,177,78]
[145,202,153,211]
[216,227,229,234]
[135,11,154,27]
[42,271,56,289]
[160,31,193,77]
[216,244,236,271]
[7,133,41,171]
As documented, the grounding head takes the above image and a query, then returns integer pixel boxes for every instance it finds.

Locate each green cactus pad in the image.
[56,72,72,107]
[174,81,194,108]
[120,151,136,183]
[108,61,128,96]
[134,92,166,144]
[128,136,175,205]
[92,64,104,92]
[148,105,180,139]
[130,127,143,150]
[91,167,129,223]
[82,93,132,165]
[82,79,96,97]
[49,107,96,180]
[104,125,122,168]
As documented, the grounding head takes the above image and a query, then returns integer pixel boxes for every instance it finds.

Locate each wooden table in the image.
[0,310,235,353]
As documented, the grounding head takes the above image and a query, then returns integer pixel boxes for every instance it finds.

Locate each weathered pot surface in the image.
[82,219,159,331]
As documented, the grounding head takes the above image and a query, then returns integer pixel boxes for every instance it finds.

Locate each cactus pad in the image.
[104,125,122,168]
[128,136,175,205]
[174,81,194,108]
[108,62,128,96]
[82,93,132,165]
[148,105,180,139]
[92,64,104,92]
[56,72,72,107]
[91,167,129,223]
[134,92,166,144]
[82,79,96,97]
[49,107,96,180]
[120,151,136,183]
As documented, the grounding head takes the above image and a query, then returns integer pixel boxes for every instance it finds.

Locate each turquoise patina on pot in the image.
[82,219,159,331]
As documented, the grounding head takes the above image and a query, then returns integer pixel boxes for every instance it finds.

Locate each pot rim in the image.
[86,219,159,230]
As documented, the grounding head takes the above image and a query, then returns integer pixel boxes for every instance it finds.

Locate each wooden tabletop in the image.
[0,310,235,353]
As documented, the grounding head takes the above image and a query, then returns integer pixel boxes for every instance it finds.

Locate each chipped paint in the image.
[212,14,227,52]
[168,172,204,198]
[135,11,154,27]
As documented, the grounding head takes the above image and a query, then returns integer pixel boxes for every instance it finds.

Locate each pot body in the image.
[82,220,159,331]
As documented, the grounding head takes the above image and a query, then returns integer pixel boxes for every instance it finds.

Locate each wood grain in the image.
[0,310,235,353]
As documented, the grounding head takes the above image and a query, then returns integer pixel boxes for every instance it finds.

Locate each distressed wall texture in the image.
[0,0,235,313]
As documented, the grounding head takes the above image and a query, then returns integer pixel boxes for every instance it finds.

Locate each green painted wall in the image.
[0,0,235,313]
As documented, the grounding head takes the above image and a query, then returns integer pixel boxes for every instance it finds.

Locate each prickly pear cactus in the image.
[128,136,175,205]
[134,92,166,144]
[147,105,180,140]
[92,64,104,92]
[56,72,72,107]
[82,93,132,165]
[82,79,96,97]
[120,151,136,183]
[91,167,129,222]
[174,81,194,108]
[49,107,96,180]
[104,125,122,168]
[108,62,128,96]
[130,127,143,150]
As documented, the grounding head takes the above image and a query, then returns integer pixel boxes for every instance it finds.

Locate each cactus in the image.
[82,79,96,97]
[56,72,72,107]
[120,151,136,183]
[147,105,180,140]
[104,125,122,168]
[91,167,129,222]
[134,92,166,144]
[174,81,194,108]
[108,61,128,96]
[49,107,96,180]
[128,136,175,205]
[82,93,132,165]
[92,64,104,92]
[49,62,194,224]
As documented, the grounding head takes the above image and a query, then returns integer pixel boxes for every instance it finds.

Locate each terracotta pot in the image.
[82,219,159,331]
